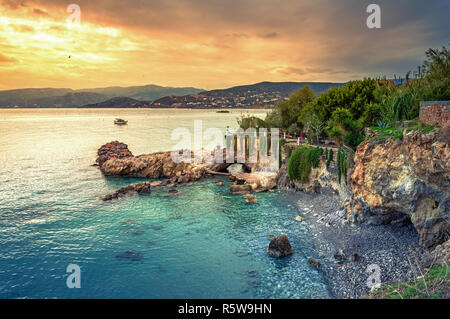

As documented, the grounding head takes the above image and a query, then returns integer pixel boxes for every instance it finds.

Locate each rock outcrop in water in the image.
[96,141,224,181]
[97,141,279,200]
[96,141,134,167]
[101,181,153,201]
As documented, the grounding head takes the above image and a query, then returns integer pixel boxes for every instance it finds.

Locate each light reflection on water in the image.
[0,108,331,298]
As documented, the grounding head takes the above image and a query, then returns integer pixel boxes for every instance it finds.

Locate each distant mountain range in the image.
[0,84,204,108]
[149,82,344,108]
[83,97,149,108]
[0,81,344,108]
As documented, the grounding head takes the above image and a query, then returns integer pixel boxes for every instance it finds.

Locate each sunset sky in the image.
[0,0,449,90]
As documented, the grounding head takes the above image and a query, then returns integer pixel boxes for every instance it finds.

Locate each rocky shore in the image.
[96,141,278,200]
[275,126,449,298]
[95,127,449,298]
[290,189,427,298]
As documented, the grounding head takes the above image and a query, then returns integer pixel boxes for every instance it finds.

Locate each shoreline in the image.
[285,188,426,298]
[94,138,448,299]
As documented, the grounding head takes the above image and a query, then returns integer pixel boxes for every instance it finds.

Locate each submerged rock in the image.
[121,219,138,226]
[230,184,252,195]
[216,180,225,186]
[308,257,321,268]
[243,194,257,204]
[115,250,142,261]
[101,181,151,201]
[267,234,294,258]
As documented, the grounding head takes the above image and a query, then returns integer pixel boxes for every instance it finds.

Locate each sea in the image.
[0,108,331,298]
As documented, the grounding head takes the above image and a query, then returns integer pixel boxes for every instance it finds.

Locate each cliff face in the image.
[351,129,449,248]
[276,127,450,249]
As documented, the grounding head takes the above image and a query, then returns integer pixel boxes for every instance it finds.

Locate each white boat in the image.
[114,118,128,125]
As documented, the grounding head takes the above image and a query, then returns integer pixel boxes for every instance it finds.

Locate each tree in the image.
[326,108,364,148]
[298,79,378,127]
[277,86,315,129]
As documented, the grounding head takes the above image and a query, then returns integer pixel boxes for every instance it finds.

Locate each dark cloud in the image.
[259,32,279,39]
[2,0,449,84]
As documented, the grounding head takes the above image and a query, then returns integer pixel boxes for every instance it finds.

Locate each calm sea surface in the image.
[0,108,331,298]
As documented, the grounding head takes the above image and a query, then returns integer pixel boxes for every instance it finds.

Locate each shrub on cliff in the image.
[288,146,322,182]
[337,149,349,185]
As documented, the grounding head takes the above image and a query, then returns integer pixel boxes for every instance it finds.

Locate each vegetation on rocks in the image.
[368,265,449,299]
[264,45,449,150]
[287,145,323,182]
[337,149,349,185]
[325,148,334,169]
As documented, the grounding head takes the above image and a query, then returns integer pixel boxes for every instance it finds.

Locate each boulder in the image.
[431,239,450,266]
[267,234,294,258]
[96,141,134,167]
[115,250,142,261]
[96,142,218,181]
[334,248,346,262]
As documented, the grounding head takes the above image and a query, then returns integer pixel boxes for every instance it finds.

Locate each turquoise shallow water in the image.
[0,109,331,298]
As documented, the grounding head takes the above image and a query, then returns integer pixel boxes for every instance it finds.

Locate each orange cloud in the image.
[0,53,18,63]
[0,0,448,90]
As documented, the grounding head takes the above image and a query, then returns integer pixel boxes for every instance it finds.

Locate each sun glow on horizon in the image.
[0,0,447,91]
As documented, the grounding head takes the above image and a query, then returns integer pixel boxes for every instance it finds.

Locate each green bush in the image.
[361,103,384,126]
[279,138,286,168]
[337,149,349,185]
[288,146,322,182]
[326,108,364,149]
[326,148,334,169]
[298,78,378,128]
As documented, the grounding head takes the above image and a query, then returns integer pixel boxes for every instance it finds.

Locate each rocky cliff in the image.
[276,127,450,249]
[351,128,449,248]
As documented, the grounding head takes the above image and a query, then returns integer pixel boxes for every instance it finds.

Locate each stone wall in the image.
[419,101,449,127]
